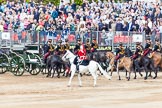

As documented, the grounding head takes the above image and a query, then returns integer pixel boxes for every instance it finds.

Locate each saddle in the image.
[73,57,90,66]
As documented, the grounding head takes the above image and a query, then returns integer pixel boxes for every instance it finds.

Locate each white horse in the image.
[62,50,111,87]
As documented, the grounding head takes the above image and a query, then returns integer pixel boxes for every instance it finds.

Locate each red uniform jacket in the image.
[77,49,87,60]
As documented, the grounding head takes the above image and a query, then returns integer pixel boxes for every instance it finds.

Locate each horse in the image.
[150,52,162,79]
[106,52,133,81]
[46,52,69,78]
[46,54,62,78]
[62,50,111,87]
[86,51,109,71]
[124,46,133,57]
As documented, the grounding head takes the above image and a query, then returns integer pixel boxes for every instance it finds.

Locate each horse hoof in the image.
[153,77,156,79]
[57,76,60,78]
[134,77,136,79]
[67,85,71,87]
[144,77,147,80]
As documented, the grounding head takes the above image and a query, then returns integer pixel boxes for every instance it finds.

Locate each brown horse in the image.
[106,52,133,80]
[150,52,162,79]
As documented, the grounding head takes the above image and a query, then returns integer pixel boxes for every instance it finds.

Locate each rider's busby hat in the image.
[92,38,96,40]
[155,38,159,42]
[77,38,81,41]
[86,38,90,42]
[136,42,140,45]
[65,39,68,42]
[119,42,123,46]
[48,39,52,43]
[146,37,151,40]
[58,40,62,43]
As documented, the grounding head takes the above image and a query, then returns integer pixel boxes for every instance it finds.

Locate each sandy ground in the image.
[0,71,162,108]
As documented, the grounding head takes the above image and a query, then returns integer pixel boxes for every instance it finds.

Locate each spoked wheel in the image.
[0,53,9,74]
[10,55,25,76]
[28,54,42,75]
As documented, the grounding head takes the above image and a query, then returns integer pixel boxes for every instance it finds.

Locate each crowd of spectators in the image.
[0,0,162,44]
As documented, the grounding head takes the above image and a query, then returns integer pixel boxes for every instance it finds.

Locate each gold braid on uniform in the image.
[94,43,98,48]
[65,44,70,50]
[86,43,91,50]
[60,45,64,51]
[149,43,153,49]
[49,44,54,51]
[119,48,125,54]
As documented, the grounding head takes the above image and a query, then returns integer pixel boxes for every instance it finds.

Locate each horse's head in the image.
[124,47,133,57]
[106,52,114,59]
[62,50,75,61]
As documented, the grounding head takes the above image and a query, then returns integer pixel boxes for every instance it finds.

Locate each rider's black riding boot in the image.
[44,58,47,64]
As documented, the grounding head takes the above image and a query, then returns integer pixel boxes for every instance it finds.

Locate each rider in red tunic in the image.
[75,44,87,72]
[77,44,87,60]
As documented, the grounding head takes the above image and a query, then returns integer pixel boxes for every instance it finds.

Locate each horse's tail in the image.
[96,62,111,80]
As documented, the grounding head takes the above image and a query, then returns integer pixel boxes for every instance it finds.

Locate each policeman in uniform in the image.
[84,39,91,53]
[74,38,82,55]
[114,43,125,67]
[55,40,64,55]
[64,39,70,51]
[91,38,98,52]
[143,38,152,56]
[131,42,143,60]
[148,39,161,58]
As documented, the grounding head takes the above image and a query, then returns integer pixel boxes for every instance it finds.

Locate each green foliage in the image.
[43,0,60,5]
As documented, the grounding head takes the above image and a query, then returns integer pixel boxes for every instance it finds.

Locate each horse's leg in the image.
[125,66,131,81]
[117,63,121,80]
[57,65,61,78]
[78,72,82,87]
[134,60,143,78]
[148,71,152,77]
[125,70,128,78]
[67,66,75,87]
[90,70,97,87]
[52,65,55,78]
[152,65,158,79]
[153,69,158,79]
[46,65,51,77]
[144,65,149,80]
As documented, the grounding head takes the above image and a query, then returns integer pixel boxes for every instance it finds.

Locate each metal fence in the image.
[0,30,161,52]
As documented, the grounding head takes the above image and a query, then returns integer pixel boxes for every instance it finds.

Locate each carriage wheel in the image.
[10,55,25,76]
[29,54,42,75]
[0,53,9,74]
